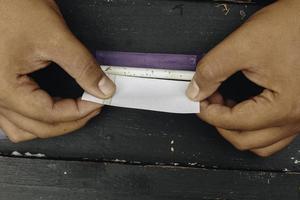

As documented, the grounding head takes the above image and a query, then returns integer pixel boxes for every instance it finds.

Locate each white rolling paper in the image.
[82,75,200,114]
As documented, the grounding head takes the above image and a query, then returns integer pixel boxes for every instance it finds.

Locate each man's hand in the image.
[186,0,300,157]
[0,0,115,142]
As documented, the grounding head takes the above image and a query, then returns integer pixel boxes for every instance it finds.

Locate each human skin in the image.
[0,0,116,142]
[186,0,300,157]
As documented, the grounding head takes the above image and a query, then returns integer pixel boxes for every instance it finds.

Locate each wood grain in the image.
[0,156,299,200]
[0,0,298,173]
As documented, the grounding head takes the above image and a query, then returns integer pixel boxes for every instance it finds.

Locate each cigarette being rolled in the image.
[100,65,195,81]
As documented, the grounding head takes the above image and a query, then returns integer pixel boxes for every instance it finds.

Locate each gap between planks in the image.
[0,154,299,174]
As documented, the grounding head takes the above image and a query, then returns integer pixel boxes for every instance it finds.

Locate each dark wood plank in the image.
[0,156,299,200]
[1,110,299,171]
[57,0,264,54]
[1,0,298,172]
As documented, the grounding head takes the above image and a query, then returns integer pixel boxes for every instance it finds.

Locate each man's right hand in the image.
[186,0,300,157]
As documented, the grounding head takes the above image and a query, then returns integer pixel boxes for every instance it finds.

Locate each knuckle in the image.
[8,134,22,144]
[64,120,84,134]
[36,126,59,139]
[36,132,51,139]
[35,121,81,139]
[34,124,58,139]
[75,58,99,82]
[196,57,219,82]
[252,150,273,158]
[288,98,300,123]
[75,119,88,130]
[41,103,67,123]
[0,83,12,105]
[232,139,250,151]
[40,109,57,124]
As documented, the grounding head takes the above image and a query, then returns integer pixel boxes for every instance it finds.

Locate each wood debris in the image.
[215,3,230,15]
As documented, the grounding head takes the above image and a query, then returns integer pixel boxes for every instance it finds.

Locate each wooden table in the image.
[0,1,299,199]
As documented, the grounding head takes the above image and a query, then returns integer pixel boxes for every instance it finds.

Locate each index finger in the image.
[2,75,102,123]
[198,90,284,130]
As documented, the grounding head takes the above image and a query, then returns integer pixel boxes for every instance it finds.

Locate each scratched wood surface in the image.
[0,156,299,200]
[0,0,299,199]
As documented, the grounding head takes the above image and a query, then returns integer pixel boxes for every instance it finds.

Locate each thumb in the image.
[186,34,247,101]
[49,32,116,99]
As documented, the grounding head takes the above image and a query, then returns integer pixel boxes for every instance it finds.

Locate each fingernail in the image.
[98,76,116,97]
[186,79,200,101]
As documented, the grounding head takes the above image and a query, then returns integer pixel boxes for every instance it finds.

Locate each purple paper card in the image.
[96,51,200,70]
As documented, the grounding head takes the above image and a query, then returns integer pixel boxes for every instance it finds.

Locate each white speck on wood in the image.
[113,159,127,163]
[11,151,22,156]
[171,147,175,152]
[188,162,197,166]
[24,152,46,158]
[240,10,246,19]
[132,161,142,164]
